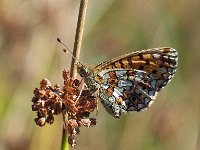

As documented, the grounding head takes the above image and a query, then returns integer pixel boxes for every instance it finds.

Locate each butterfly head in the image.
[77,62,99,92]
[76,62,91,78]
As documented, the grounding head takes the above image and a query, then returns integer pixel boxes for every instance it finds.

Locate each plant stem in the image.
[61,0,88,149]
[61,125,69,150]
[70,0,89,79]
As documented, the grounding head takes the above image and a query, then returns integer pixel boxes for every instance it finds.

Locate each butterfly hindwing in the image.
[97,69,157,117]
[94,48,178,117]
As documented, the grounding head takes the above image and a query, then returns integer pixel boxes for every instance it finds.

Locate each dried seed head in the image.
[35,117,46,127]
[32,79,63,126]
[31,70,98,147]
[80,118,97,127]
[40,78,51,89]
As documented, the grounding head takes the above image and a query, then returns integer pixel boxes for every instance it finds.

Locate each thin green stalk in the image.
[61,127,69,150]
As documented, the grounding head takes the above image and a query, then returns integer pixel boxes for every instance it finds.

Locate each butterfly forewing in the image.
[94,47,178,117]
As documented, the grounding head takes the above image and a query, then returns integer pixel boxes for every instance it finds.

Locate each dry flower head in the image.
[31,70,97,147]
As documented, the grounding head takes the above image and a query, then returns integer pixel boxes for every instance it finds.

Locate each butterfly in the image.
[76,47,178,118]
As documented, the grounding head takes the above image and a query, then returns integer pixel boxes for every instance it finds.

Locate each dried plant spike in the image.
[32,79,63,127]
[31,70,98,147]
[32,0,92,148]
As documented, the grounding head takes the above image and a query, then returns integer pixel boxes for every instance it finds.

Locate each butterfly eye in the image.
[78,67,88,77]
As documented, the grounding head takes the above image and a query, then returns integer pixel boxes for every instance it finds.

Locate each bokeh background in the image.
[0,0,199,150]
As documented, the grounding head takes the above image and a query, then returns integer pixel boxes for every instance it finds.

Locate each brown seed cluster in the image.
[62,70,97,147]
[32,79,63,126]
[31,70,97,148]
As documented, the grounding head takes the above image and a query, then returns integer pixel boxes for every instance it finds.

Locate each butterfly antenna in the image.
[57,38,83,66]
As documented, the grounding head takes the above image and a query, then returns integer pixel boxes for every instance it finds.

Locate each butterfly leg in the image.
[94,89,100,116]
[75,82,86,104]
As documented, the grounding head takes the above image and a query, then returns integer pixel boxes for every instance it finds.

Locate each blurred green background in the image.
[0,0,199,150]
